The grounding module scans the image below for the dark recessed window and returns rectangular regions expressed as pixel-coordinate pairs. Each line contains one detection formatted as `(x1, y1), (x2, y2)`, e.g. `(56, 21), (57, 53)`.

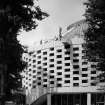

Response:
(29, 84), (31, 86)
(29, 64), (31, 66)
(50, 75), (54, 78)
(50, 47), (54, 51)
(37, 50), (41, 54)
(57, 61), (62, 64)
(33, 80), (36, 83)
(37, 56), (41, 59)
(73, 83), (79, 87)
(33, 70), (36, 73)
(57, 66), (62, 70)
(43, 73), (47, 76)
(37, 66), (41, 69)
(43, 68), (47, 71)
(65, 51), (70, 55)
(33, 75), (36, 78)
(37, 77), (41, 80)
(82, 56), (87, 59)
(100, 78), (105, 83)
(91, 65), (96, 68)
(73, 53), (79, 57)
(33, 60), (36, 63)
(73, 59), (79, 63)
(50, 59), (54, 62)
(33, 55), (36, 57)
(65, 80), (70, 83)
(37, 72), (41, 74)
(65, 57), (70, 60)
(50, 81), (54, 84)
(100, 79), (105, 82)
(50, 70), (54, 73)
(73, 65), (79, 69)
(82, 74), (88, 77)
(64, 44), (70, 49)
(73, 71), (79, 74)
(43, 85), (47, 87)
(73, 77), (79, 80)
(82, 44), (86, 48)
(82, 62), (88, 65)
(26, 58), (28, 61)
(43, 79), (47, 82)
(91, 71), (96, 74)
(33, 85), (36, 88)
(82, 50), (86, 53)
(91, 83), (96, 86)
(57, 55), (62, 58)
(65, 68), (70, 72)
(57, 72), (62, 75)
(57, 49), (62, 52)
(57, 78), (62, 81)
(43, 51), (47, 55)
(91, 77), (96, 80)
(49, 53), (54, 56)
(29, 59), (31, 61)
(73, 47), (79, 51)
(82, 80), (88, 83)
(65, 63), (70, 66)
(43, 57), (47, 60)
(65, 74), (70, 78)
(29, 69), (31, 71)
(82, 68), (88, 71)
(49, 64), (54, 67)
(57, 84), (62, 87)
(38, 82), (41, 85)
(43, 63), (47, 66)
(37, 61), (41, 64)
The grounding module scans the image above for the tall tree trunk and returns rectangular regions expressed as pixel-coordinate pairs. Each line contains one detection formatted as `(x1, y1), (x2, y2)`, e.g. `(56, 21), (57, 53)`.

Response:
(0, 64), (7, 105)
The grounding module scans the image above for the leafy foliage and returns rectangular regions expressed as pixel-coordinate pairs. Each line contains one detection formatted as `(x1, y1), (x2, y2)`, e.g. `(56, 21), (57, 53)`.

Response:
(0, 0), (48, 100)
(84, 0), (105, 80)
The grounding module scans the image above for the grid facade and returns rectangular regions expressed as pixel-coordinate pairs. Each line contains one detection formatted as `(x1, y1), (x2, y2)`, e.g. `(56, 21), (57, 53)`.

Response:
(22, 20), (99, 92)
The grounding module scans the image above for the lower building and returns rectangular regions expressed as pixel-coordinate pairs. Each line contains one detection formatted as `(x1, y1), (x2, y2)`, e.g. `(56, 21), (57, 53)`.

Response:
(29, 85), (105, 105)
(32, 93), (105, 105)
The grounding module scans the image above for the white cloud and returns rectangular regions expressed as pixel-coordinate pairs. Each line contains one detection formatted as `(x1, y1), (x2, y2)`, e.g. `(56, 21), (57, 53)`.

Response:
(18, 0), (86, 46)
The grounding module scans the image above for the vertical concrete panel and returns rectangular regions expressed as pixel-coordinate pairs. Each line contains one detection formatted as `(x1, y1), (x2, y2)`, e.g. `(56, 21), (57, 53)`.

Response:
(47, 93), (51, 105)
(87, 93), (91, 105)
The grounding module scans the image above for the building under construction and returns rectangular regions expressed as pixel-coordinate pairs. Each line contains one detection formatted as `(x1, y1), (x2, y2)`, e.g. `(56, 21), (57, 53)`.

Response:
(22, 20), (105, 105)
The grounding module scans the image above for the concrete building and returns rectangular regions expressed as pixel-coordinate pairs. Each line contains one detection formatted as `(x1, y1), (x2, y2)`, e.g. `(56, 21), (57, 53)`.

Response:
(22, 20), (105, 105)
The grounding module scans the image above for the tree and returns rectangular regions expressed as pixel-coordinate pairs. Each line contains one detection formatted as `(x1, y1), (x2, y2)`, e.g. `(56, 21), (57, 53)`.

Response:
(0, 0), (48, 103)
(84, 0), (105, 82)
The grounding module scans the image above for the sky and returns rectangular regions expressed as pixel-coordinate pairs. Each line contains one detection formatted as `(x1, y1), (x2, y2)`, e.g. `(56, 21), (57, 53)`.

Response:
(18, 0), (86, 46)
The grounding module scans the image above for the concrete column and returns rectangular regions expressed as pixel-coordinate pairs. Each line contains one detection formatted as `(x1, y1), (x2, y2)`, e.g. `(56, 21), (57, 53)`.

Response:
(87, 93), (91, 105)
(47, 93), (51, 105)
